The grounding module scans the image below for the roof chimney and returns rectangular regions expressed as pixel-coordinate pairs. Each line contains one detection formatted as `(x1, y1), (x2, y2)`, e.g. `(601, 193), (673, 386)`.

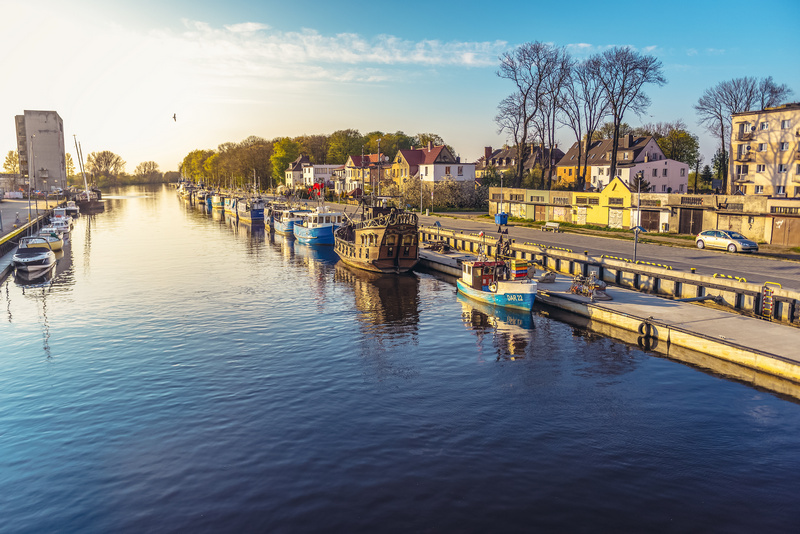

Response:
(484, 146), (492, 162)
(427, 141), (432, 152)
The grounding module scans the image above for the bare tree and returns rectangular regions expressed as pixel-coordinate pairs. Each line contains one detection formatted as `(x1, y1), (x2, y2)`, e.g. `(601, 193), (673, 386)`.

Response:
(540, 47), (573, 189)
(86, 150), (126, 176)
(695, 76), (793, 194)
(496, 42), (563, 187)
(587, 47), (666, 181)
(559, 60), (608, 191)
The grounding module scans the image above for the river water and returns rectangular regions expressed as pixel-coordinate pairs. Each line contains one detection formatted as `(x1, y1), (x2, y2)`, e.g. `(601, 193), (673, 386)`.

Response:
(2, 185), (800, 533)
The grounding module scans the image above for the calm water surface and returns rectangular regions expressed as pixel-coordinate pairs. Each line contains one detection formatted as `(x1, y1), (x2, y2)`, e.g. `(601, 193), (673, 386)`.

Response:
(2, 185), (800, 533)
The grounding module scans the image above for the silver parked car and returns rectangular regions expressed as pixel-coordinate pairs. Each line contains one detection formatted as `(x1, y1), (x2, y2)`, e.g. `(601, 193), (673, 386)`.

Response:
(695, 229), (759, 253)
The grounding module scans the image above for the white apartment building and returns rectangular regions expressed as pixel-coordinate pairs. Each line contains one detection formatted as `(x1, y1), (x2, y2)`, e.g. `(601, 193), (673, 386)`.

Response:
(302, 164), (339, 186)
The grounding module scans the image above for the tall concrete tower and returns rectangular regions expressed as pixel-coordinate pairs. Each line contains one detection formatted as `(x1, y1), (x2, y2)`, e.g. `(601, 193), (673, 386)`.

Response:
(15, 110), (67, 191)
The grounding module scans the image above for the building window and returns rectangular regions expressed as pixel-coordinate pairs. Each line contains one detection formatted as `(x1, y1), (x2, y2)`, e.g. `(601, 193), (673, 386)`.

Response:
(760, 122), (769, 130)
(782, 119), (791, 129)
(662, 184), (667, 192)
(680, 168), (685, 176)
(570, 154), (575, 160)
(679, 184), (685, 192)
(758, 143), (767, 152)
(662, 168), (668, 177)
(755, 185), (764, 194)
(757, 164), (766, 172)
(780, 142), (789, 151)
(623, 152), (629, 160)
(795, 187), (800, 197)
(779, 164), (788, 173)
(776, 186), (786, 195)
(598, 168), (604, 175)
(652, 169), (657, 177)
(457, 166), (463, 176)
(568, 168), (572, 176)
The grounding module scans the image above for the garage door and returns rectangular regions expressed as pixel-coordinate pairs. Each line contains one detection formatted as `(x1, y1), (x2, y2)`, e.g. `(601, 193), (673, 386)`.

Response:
(772, 217), (800, 246)
(534, 205), (546, 222)
(718, 214), (743, 233)
(679, 208), (703, 235)
(640, 210), (660, 232)
(608, 208), (623, 229)
(576, 207), (587, 225)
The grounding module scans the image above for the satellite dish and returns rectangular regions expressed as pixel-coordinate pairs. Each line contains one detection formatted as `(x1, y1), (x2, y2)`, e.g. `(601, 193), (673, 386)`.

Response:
(745, 145), (751, 151)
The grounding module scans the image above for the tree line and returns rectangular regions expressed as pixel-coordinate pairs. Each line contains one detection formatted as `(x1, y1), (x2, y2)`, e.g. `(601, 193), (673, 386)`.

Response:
(178, 130), (452, 191)
(3, 149), (168, 189)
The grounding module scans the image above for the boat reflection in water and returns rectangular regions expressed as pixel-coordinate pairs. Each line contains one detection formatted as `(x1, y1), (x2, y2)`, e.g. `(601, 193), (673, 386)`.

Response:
(334, 263), (420, 332)
(457, 292), (534, 359)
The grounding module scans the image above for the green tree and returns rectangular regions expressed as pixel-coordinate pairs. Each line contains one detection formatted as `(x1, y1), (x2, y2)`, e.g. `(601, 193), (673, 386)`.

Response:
(65, 153), (75, 178)
(297, 134), (329, 164)
(593, 121), (633, 141)
(3, 150), (19, 173)
(270, 137), (301, 186)
(326, 129), (364, 164)
(635, 120), (700, 166)
(700, 164), (713, 188)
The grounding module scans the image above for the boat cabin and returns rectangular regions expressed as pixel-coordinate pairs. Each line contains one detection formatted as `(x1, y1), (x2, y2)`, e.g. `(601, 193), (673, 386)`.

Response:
(461, 259), (506, 290)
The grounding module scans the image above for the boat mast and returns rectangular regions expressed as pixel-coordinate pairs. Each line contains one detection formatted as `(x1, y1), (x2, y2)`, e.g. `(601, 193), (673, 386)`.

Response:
(73, 135), (90, 196)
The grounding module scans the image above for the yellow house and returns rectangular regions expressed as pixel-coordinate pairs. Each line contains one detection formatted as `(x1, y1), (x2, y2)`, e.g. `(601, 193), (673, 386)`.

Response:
(572, 176), (632, 228)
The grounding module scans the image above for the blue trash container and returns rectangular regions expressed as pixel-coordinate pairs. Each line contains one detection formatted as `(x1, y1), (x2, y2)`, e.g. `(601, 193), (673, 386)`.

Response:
(495, 212), (508, 225)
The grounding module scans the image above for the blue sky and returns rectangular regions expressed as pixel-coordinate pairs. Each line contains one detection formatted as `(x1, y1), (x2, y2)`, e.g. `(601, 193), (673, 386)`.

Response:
(2, 0), (798, 173)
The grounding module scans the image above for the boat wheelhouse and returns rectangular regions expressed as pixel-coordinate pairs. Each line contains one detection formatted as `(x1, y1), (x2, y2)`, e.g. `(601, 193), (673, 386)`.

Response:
(273, 207), (311, 236)
(293, 206), (345, 245)
(456, 257), (536, 312)
(237, 198), (266, 223)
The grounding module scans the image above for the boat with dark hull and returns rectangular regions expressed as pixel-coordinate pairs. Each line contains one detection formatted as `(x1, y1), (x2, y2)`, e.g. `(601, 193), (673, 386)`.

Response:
(333, 205), (419, 274)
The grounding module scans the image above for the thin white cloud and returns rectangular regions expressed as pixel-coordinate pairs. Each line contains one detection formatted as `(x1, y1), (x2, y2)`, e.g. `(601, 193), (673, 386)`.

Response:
(686, 48), (698, 56)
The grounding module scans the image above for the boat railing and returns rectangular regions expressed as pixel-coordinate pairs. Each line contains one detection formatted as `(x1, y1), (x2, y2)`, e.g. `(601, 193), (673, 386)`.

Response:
(349, 211), (418, 231)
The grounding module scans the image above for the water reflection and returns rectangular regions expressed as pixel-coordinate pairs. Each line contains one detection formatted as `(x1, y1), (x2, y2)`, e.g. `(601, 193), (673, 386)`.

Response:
(457, 293), (535, 359)
(335, 263), (420, 332)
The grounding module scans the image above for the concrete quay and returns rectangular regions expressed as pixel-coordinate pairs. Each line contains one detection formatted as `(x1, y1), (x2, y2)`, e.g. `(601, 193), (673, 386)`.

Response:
(535, 274), (800, 387)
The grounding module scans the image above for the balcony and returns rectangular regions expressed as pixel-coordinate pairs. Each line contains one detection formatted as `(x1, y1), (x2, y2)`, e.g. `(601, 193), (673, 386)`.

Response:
(735, 153), (752, 162)
(733, 174), (750, 182)
(737, 131), (755, 141)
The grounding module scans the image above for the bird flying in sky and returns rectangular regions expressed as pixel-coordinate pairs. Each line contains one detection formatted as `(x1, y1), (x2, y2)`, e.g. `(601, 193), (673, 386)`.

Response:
(173, 113), (176, 121)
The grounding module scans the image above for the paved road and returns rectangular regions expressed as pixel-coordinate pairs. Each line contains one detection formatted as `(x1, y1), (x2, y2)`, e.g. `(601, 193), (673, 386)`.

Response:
(0, 198), (60, 239)
(414, 213), (800, 290)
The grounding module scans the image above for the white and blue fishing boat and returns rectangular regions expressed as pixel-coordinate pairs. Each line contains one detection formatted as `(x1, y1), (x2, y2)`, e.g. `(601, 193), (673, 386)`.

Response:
(211, 192), (227, 210)
(236, 197), (266, 223)
(292, 206), (345, 245)
(456, 256), (536, 312)
(273, 207), (311, 236)
(223, 197), (239, 216)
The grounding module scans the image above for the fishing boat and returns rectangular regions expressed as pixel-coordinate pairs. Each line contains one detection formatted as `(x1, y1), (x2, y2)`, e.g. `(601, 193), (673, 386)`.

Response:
(273, 207), (311, 236)
(236, 197), (266, 223)
(417, 239), (477, 277)
(73, 137), (105, 210)
(211, 192), (227, 210)
(333, 205), (419, 274)
(12, 237), (57, 274)
(223, 197), (239, 216)
(293, 206), (345, 245)
(456, 253), (537, 312)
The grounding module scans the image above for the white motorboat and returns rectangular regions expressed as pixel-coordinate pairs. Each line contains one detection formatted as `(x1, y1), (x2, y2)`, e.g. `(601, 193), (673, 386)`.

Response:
(12, 237), (57, 273)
